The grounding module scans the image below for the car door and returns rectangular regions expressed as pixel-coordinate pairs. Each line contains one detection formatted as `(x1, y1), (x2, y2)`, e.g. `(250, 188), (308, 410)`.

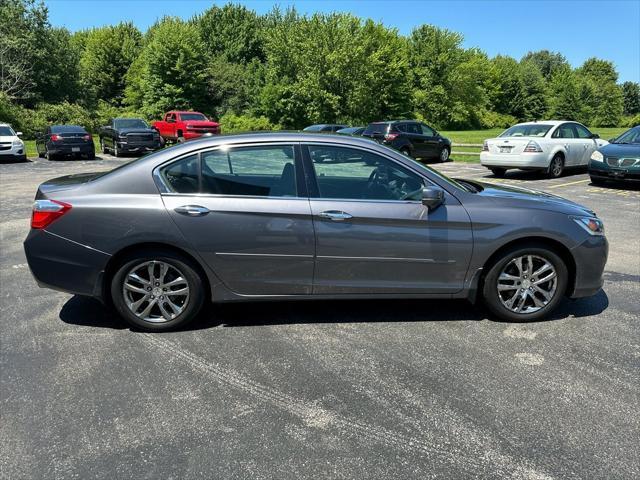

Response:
(551, 123), (581, 165)
(573, 123), (598, 165)
(303, 143), (473, 294)
(159, 143), (315, 296)
(403, 122), (427, 156)
(105, 119), (115, 149)
(419, 123), (440, 159)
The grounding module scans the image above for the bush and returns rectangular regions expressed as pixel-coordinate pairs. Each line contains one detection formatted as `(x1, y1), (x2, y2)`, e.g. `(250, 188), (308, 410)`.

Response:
(477, 110), (518, 129)
(622, 114), (640, 128)
(219, 112), (280, 133)
(0, 94), (25, 130)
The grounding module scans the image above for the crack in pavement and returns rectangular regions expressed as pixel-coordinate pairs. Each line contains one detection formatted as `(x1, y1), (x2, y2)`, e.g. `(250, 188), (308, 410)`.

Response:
(139, 333), (554, 480)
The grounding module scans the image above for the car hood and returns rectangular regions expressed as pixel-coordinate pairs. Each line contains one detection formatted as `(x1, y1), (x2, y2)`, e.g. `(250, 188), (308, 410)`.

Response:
(598, 142), (640, 159)
(0, 135), (19, 142)
(117, 128), (156, 135)
(470, 180), (596, 216)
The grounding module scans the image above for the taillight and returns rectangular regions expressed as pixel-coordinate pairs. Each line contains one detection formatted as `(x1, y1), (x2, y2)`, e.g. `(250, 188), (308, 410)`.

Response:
(31, 199), (72, 229)
(50, 134), (62, 142)
(83, 134), (91, 141)
(524, 141), (543, 153)
(384, 132), (399, 141)
(482, 141), (489, 152)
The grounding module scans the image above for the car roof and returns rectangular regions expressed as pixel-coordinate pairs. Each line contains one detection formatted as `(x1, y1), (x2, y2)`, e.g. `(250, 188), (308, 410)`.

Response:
(172, 111), (204, 114)
(511, 120), (576, 127)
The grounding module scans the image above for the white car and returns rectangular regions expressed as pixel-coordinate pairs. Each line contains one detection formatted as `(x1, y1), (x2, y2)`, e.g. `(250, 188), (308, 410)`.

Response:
(0, 123), (26, 162)
(480, 121), (609, 178)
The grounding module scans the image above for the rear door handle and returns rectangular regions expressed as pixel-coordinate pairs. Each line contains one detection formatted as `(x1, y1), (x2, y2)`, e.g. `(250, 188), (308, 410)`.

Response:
(174, 205), (210, 217)
(318, 210), (353, 221)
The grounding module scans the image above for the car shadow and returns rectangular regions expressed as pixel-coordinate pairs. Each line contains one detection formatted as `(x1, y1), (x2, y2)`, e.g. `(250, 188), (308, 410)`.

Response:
(590, 180), (640, 191)
(59, 289), (609, 331)
(487, 166), (589, 182)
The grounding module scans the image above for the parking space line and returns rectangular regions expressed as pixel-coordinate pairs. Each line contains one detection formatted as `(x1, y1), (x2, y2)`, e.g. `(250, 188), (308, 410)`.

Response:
(546, 179), (590, 189)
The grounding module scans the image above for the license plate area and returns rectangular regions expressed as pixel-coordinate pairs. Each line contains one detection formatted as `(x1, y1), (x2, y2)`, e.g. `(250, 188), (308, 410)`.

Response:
(499, 146), (513, 153)
(609, 169), (627, 178)
(71, 147), (80, 152)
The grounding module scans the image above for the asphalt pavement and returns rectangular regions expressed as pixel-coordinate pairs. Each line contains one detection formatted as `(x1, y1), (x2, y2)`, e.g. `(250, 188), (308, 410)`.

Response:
(1, 154), (638, 479)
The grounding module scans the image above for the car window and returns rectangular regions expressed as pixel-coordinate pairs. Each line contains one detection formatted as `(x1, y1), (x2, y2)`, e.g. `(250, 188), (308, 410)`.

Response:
(363, 123), (389, 135)
(308, 145), (424, 201)
(201, 145), (297, 197)
(161, 154), (200, 194)
(552, 124), (576, 139)
(420, 124), (436, 136)
(573, 124), (592, 139)
(404, 123), (421, 135)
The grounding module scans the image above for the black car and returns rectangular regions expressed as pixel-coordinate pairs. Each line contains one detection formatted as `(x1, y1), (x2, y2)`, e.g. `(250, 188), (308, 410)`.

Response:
(336, 126), (365, 136)
(362, 120), (452, 162)
(99, 118), (162, 157)
(303, 124), (349, 133)
(36, 125), (95, 160)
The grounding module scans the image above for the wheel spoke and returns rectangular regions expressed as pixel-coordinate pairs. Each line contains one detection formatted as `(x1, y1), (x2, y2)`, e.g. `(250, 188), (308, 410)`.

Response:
(532, 262), (552, 277)
(158, 301), (174, 320)
(167, 287), (188, 296)
(163, 276), (186, 288)
(166, 298), (182, 315)
(534, 271), (556, 285)
(130, 294), (150, 312)
(498, 283), (518, 291)
(158, 262), (169, 283)
(526, 255), (533, 275)
(514, 290), (528, 312)
(138, 298), (157, 319)
(514, 257), (523, 276)
(533, 285), (552, 301)
(147, 262), (156, 283)
(124, 283), (148, 294)
(128, 273), (150, 285)
(499, 272), (520, 281)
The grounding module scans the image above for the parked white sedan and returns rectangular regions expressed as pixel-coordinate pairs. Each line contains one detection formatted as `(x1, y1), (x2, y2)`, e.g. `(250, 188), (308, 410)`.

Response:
(0, 123), (26, 162)
(481, 121), (608, 178)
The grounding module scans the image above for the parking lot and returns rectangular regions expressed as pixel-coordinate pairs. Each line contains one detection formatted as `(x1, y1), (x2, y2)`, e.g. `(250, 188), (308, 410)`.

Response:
(1, 154), (639, 478)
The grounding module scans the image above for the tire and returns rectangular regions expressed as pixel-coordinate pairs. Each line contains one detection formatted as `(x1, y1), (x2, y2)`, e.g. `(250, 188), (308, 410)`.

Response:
(113, 142), (120, 157)
(45, 148), (56, 161)
(87, 152), (96, 160)
(482, 244), (568, 322)
(590, 176), (606, 187)
(110, 249), (206, 332)
(547, 154), (564, 178)
(439, 146), (450, 163)
(490, 167), (506, 177)
(400, 147), (411, 157)
(177, 136), (186, 144)
(100, 138), (108, 154)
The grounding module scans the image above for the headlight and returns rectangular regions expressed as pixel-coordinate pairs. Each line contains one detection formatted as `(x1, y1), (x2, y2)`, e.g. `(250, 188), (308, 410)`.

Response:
(590, 150), (604, 162)
(572, 216), (605, 236)
(12, 139), (23, 146)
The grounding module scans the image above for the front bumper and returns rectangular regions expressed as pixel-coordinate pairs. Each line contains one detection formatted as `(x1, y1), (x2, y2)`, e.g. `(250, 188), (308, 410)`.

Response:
(0, 143), (27, 161)
(480, 152), (550, 169)
(116, 140), (162, 152)
(569, 234), (608, 298)
(24, 229), (111, 299)
(589, 160), (640, 183)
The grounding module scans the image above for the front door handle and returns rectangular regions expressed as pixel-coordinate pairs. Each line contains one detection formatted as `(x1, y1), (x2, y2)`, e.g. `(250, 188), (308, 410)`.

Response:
(318, 210), (353, 221)
(174, 205), (210, 217)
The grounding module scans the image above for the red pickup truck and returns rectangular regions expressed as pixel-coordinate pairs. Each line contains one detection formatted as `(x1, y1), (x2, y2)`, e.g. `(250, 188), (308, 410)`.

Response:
(152, 111), (221, 143)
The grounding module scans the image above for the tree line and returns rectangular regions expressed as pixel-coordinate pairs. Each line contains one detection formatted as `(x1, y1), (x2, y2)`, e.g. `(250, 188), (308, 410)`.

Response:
(1, 0), (639, 138)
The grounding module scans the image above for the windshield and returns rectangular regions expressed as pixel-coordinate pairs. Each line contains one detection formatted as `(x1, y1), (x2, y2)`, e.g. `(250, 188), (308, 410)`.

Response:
(114, 118), (149, 129)
(500, 124), (552, 138)
(612, 126), (640, 144)
(0, 126), (16, 136)
(180, 113), (207, 121)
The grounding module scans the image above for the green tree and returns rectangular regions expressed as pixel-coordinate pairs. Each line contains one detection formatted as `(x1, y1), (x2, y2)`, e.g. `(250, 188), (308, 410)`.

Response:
(485, 55), (524, 118)
(622, 81), (640, 115)
(517, 61), (548, 121)
(521, 50), (570, 81)
(78, 22), (142, 107)
(547, 69), (580, 121)
(197, 3), (264, 64)
(574, 58), (623, 126)
(124, 17), (208, 119)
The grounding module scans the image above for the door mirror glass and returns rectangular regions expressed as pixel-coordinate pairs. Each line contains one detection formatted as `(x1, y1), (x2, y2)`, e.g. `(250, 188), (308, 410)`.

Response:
(421, 186), (445, 210)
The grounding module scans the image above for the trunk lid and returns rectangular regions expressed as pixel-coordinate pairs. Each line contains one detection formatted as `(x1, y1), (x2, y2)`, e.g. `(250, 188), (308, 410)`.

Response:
(485, 137), (538, 155)
(35, 173), (101, 199)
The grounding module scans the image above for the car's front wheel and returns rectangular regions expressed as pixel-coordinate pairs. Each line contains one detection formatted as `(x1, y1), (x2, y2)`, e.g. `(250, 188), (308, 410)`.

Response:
(111, 250), (206, 331)
(490, 167), (506, 177)
(439, 146), (450, 162)
(482, 245), (568, 322)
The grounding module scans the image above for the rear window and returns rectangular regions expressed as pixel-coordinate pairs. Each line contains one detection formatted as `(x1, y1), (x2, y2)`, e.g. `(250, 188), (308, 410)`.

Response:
(51, 125), (86, 133)
(363, 123), (390, 135)
(500, 124), (552, 138)
(179, 113), (207, 121)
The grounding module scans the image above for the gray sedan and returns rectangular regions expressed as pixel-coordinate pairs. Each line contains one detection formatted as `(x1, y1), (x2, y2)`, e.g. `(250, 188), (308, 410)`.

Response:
(24, 133), (608, 331)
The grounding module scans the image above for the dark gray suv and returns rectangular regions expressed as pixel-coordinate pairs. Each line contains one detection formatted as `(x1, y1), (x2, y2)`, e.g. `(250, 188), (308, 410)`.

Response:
(24, 133), (607, 331)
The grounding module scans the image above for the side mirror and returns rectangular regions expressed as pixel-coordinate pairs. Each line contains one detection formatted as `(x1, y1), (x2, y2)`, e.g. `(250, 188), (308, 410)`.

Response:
(591, 133), (600, 139)
(421, 186), (445, 211)
(16, 131), (22, 137)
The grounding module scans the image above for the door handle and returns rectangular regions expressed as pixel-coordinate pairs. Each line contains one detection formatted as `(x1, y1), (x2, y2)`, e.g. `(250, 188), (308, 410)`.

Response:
(174, 205), (210, 216)
(318, 210), (353, 221)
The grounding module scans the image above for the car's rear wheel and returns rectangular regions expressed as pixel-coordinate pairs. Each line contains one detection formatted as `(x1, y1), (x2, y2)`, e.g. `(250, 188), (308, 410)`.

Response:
(482, 245), (567, 322)
(490, 167), (506, 177)
(439, 146), (450, 162)
(400, 146), (411, 157)
(548, 154), (564, 178)
(111, 250), (206, 331)
(100, 138), (108, 154)
(45, 148), (56, 161)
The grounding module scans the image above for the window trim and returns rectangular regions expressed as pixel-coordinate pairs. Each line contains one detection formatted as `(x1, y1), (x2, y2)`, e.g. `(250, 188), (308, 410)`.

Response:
(153, 141), (306, 199)
(301, 142), (430, 203)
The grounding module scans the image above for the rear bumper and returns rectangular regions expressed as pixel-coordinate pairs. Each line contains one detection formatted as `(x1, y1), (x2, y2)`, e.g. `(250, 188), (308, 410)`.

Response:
(480, 152), (550, 169)
(569, 235), (608, 298)
(24, 229), (110, 299)
(49, 144), (94, 156)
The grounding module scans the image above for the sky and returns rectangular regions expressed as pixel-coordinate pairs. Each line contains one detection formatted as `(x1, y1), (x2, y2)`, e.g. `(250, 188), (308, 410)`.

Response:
(45, 0), (640, 82)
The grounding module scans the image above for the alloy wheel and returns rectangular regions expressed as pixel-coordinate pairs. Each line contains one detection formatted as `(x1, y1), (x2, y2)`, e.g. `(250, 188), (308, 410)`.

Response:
(122, 260), (190, 323)
(550, 157), (563, 177)
(496, 255), (557, 314)
(440, 148), (449, 162)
